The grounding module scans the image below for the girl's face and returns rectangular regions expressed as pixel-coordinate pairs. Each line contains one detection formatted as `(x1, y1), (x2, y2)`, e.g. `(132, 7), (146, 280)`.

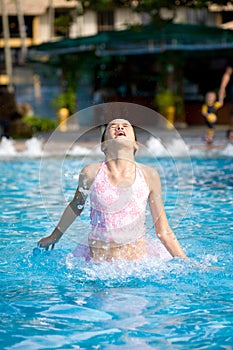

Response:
(101, 119), (138, 154)
(106, 119), (136, 142)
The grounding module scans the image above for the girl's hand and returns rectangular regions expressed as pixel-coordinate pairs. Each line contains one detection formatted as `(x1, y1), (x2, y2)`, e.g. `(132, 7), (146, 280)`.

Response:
(37, 235), (58, 250)
(38, 227), (63, 250)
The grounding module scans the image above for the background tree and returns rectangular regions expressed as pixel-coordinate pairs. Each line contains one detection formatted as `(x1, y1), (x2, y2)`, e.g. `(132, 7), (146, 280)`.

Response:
(51, 52), (97, 114)
(65, 0), (230, 126)
(71, 0), (230, 24)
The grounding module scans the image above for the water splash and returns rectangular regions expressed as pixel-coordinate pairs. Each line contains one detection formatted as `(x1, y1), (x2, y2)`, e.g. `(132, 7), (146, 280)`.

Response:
(220, 143), (233, 157)
(64, 250), (195, 288)
(22, 137), (43, 157)
(146, 137), (168, 157)
(1, 135), (232, 159)
(166, 138), (190, 157)
(146, 137), (190, 158)
(67, 144), (102, 157)
(189, 143), (233, 158)
(0, 136), (44, 158)
(0, 137), (17, 156)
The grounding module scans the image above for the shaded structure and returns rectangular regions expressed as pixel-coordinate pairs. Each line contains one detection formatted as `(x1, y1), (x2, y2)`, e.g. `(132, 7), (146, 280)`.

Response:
(29, 23), (233, 57)
(29, 23), (233, 126)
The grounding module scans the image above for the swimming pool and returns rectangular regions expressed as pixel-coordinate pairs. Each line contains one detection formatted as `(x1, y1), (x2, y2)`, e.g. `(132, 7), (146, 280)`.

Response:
(0, 137), (233, 350)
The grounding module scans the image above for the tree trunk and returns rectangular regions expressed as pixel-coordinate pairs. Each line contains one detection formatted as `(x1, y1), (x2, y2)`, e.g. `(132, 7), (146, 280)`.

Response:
(0, 0), (14, 93)
(15, 0), (27, 64)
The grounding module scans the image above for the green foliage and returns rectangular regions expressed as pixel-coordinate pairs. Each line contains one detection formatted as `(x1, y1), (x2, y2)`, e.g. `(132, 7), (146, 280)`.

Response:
(51, 90), (76, 114)
(54, 14), (73, 36)
(154, 89), (185, 122)
(77, 0), (132, 12)
(76, 0), (229, 9)
(154, 89), (175, 111)
(76, 0), (229, 16)
(22, 115), (57, 133)
(49, 52), (97, 114)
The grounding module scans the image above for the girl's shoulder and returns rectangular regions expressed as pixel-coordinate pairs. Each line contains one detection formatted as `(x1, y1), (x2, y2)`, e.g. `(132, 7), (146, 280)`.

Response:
(83, 161), (102, 172)
(137, 162), (158, 174)
(81, 162), (103, 186)
(136, 163), (160, 183)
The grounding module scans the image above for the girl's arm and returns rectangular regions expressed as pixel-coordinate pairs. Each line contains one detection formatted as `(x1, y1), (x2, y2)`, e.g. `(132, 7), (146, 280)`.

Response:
(146, 167), (188, 259)
(38, 169), (89, 250)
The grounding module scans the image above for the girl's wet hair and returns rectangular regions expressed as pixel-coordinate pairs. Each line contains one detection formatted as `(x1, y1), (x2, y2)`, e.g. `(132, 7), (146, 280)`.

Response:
(100, 122), (138, 143)
(100, 124), (108, 144)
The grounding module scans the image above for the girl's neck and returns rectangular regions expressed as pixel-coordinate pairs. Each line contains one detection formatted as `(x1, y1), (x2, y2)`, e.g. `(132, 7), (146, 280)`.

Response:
(105, 158), (136, 187)
(105, 151), (135, 169)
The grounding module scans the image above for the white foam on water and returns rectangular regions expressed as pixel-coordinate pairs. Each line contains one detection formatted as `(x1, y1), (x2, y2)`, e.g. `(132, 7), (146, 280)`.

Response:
(0, 136), (44, 158)
(188, 142), (233, 158)
(67, 144), (102, 157)
(67, 145), (92, 156)
(146, 136), (189, 157)
(22, 137), (44, 157)
(146, 137), (168, 157)
(64, 250), (197, 288)
(166, 138), (190, 157)
(0, 137), (17, 156)
(220, 143), (233, 157)
(1, 134), (232, 159)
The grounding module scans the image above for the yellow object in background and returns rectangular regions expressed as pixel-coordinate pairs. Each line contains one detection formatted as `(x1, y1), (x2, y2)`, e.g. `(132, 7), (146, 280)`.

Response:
(206, 113), (217, 124)
(58, 108), (69, 132)
(166, 105), (175, 129)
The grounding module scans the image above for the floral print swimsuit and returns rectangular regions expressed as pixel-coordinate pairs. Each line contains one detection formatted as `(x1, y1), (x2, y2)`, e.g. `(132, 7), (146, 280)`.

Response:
(89, 162), (150, 245)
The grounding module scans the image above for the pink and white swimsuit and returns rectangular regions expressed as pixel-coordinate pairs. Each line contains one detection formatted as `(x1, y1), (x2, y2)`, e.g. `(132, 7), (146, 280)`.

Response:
(89, 162), (150, 245)
(72, 162), (172, 261)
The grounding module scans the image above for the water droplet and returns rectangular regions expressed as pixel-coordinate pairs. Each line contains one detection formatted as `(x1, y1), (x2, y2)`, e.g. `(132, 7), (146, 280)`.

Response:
(33, 247), (41, 256)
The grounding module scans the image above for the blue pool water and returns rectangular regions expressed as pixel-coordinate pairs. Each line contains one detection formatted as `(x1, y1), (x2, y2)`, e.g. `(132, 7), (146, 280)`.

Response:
(0, 140), (233, 349)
